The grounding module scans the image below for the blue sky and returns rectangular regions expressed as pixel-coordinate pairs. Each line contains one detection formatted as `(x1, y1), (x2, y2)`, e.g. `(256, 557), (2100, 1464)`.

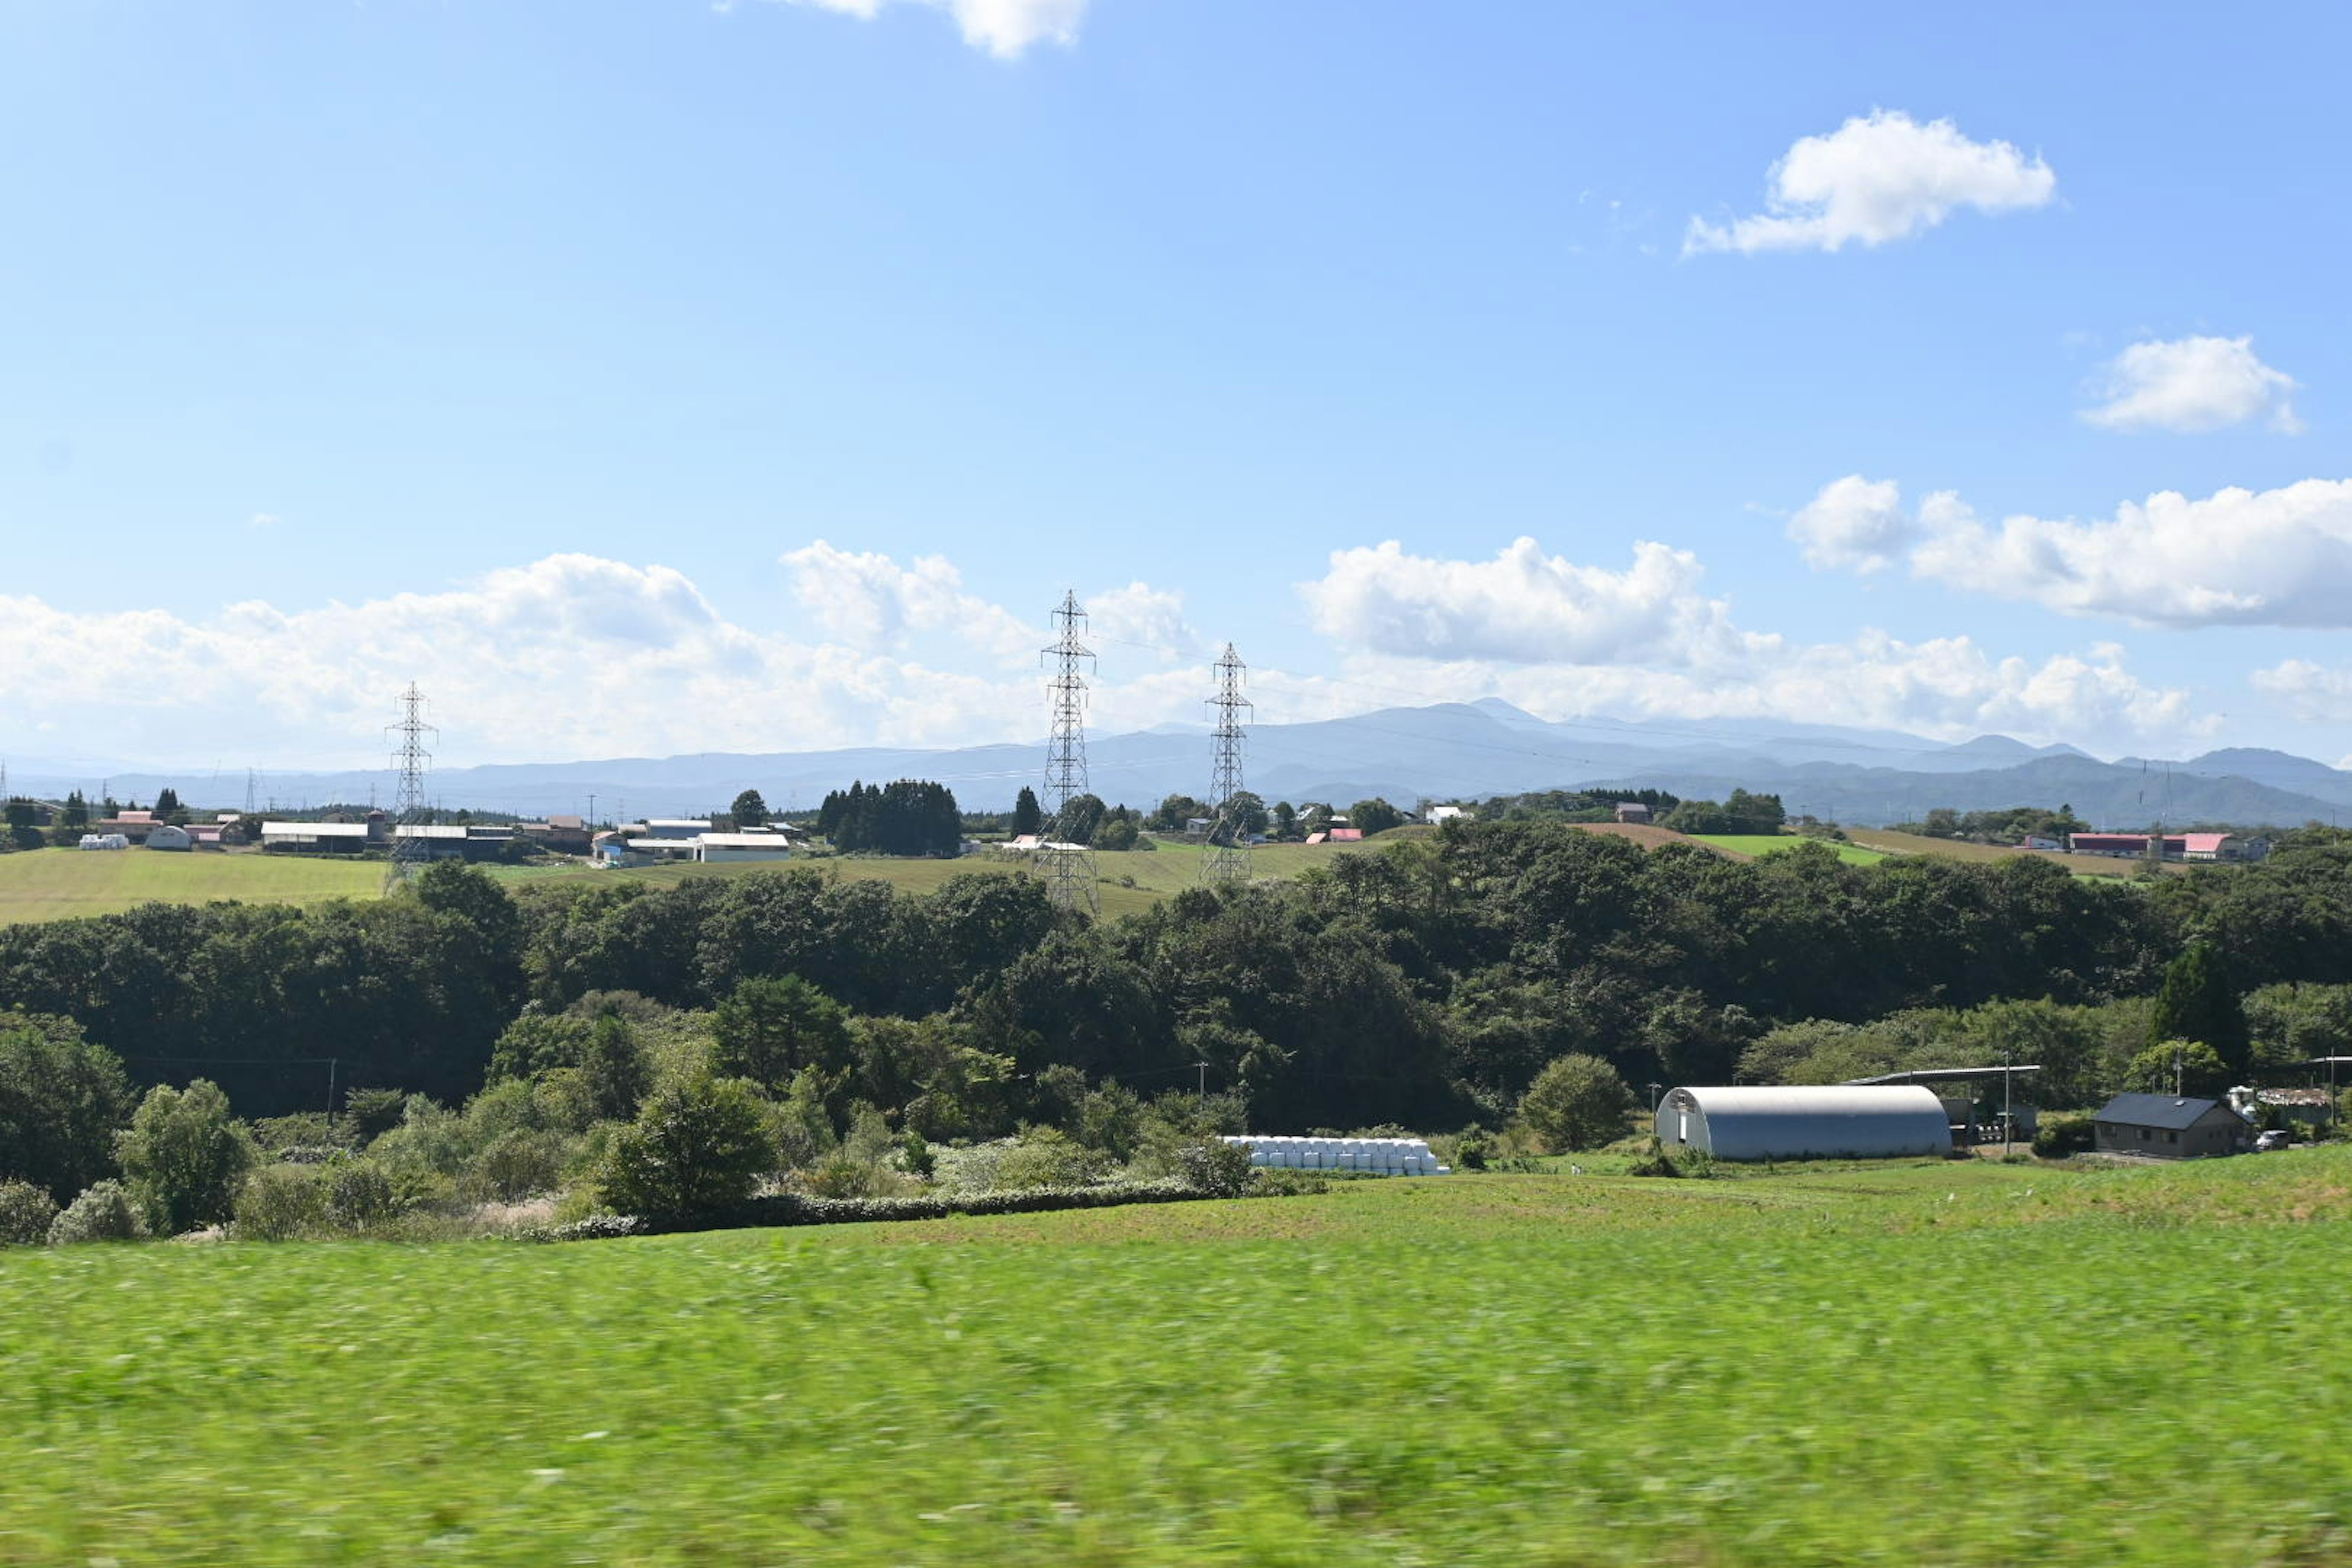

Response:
(5, 0), (2350, 770)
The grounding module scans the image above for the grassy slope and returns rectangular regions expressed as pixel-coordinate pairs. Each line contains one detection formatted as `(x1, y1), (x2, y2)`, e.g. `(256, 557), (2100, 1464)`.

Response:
(0, 847), (385, 921)
(7, 1153), (2352, 1566)
(1692, 832), (1889, 866)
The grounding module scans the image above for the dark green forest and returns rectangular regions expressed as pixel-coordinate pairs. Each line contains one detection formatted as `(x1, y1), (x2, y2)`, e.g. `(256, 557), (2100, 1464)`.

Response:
(7, 823), (2352, 1144)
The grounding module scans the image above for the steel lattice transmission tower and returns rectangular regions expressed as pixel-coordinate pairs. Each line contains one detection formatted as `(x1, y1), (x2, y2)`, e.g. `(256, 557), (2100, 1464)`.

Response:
(1039, 591), (1098, 916)
(1200, 643), (1253, 887)
(385, 683), (438, 886)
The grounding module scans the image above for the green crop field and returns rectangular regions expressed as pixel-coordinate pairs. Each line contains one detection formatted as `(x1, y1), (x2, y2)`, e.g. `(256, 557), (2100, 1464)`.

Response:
(1692, 832), (1888, 866)
(7, 1152), (2350, 1566)
(0, 847), (385, 922)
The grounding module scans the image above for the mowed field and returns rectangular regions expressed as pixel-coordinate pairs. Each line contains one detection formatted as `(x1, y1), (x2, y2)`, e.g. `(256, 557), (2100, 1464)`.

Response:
(1691, 832), (1889, 866)
(6, 1153), (2350, 1566)
(0, 847), (385, 921)
(0, 839), (1397, 925)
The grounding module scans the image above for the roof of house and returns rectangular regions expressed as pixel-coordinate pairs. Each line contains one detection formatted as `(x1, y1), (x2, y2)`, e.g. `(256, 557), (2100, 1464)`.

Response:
(1326, 827), (1365, 842)
(262, 821), (372, 838)
(697, 834), (795, 850)
(2094, 1092), (2243, 1131)
(2180, 833), (2233, 853)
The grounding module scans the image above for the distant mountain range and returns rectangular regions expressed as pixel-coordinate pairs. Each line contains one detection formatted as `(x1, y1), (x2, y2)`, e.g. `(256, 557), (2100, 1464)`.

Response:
(10, 700), (2352, 829)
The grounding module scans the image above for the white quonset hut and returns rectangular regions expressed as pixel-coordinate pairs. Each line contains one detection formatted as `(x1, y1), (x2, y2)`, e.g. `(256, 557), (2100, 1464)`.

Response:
(1656, 1085), (1951, 1161)
(1221, 1136), (1449, 1176)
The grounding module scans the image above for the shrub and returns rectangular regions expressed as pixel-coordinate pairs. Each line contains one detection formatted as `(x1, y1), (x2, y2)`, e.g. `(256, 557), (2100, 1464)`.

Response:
(47, 1180), (147, 1245)
(1519, 1054), (1636, 1153)
(993, 1127), (1111, 1190)
(344, 1087), (410, 1142)
(899, 1128), (935, 1180)
(1452, 1124), (1493, 1171)
(1165, 1137), (1254, 1197)
(2032, 1113), (2097, 1158)
(328, 1161), (404, 1229)
(598, 1076), (775, 1216)
(469, 1128), (570, 1203)
(117, 1080), (257, 1236)
(234, 1164), (332, 1242)
(0, 1179), (59, 1246)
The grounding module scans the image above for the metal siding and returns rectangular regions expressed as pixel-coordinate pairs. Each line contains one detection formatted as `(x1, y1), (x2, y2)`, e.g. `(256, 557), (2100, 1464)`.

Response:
(1654, 1086), (1950, 1161)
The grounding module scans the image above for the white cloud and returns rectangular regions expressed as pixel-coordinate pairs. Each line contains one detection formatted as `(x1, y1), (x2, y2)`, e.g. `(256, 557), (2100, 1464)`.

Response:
(772, 0), (1087, 57)
(2252, 660), (2352, 722)
(1686, 110), (2056, 256)
(2082, 335), (2303, 434)
(0, 552), (1229, 771)
(1297, 539), (2193, 750)
(1302, 538), (1760, 668)
(781, 540), (1038, 664)
(1087, 582), (1201, 662)
(1903, 477), (2352, 627)
(1789, 475), (1916, 572)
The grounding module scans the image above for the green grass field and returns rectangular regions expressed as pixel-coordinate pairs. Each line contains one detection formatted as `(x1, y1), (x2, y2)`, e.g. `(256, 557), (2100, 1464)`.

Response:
(0, 839), (1392, 926)
(7, 1152), (2350, 1566)
(1692, 832), (1889, 866)
(0, 847), (386, 921)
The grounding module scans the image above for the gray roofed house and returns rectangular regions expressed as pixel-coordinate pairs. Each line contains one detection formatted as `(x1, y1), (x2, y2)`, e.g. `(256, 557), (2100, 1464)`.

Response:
(2092, 1093), (2250, 1159)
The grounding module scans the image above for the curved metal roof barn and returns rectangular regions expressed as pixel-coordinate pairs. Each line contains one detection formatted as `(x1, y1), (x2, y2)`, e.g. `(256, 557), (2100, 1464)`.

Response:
(1656, 1085), (1951, 1161)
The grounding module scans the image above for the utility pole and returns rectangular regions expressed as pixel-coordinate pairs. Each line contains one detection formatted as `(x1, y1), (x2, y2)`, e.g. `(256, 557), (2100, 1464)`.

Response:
(1039, 591), (1098, 916)
(1200, 643), (1253, 888)
(385, 683), (437, 888)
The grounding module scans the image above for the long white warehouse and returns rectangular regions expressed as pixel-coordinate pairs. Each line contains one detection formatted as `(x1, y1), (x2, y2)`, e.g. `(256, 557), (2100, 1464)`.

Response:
(1222, 1136), (1449, 1176)
(1655, 1085), (1951, 1161)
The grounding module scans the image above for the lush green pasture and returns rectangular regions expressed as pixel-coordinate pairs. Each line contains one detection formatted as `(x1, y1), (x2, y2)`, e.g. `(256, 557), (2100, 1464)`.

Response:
(0, 839), (1386, 925)
(0, 847), (384, 922)
(8, 1154), (2351, 1566)
(497, 839), (1384, 921)
(1692, 832), (1888, 866)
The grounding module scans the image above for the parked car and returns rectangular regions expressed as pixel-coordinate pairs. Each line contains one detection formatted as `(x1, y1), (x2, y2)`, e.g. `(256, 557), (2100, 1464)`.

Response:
(2254, 1129), (2292, 1152)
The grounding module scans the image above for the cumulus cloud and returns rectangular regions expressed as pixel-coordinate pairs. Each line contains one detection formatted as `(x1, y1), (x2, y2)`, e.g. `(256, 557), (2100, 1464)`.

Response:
(1297, 539), (2194, 750)
(771, 0), (1087, 57)
(2082, 335), (2303, 434)
(0, 552), (1232, 769)
(1686, 110), (2056, 256)
(1901, 477), (2352, 627)
(1302, 538), (1759, 668)
(1087, 582), (1201, 662)
(1789, 475), (1910, 572)
(782, 541), (1036, 663)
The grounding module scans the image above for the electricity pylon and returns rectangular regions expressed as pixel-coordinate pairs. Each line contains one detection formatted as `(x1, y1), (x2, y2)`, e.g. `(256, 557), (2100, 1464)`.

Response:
(385, 683), (437, 887)
(1200, 643), (1252, 887)
(1040, 592), (1098, 916)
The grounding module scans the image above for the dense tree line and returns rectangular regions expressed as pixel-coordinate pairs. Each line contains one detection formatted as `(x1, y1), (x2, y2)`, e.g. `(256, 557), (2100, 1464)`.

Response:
(816, 779), (962, 857)
(7, 824), (2352, 1145)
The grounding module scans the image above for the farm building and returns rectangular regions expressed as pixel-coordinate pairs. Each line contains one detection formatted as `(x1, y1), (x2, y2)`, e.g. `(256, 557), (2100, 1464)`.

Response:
(2067, 832), (2267, 862)
(2092, 1094), (2250, 1159)
(143, 823), (194, 851)
(1655, 1085), (1952, 1161)
(1615, 801), (1653, 824)
(262, 821), (375, 854)
(695, 832), (794, 864)
(1424, 804), (1470, 824)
